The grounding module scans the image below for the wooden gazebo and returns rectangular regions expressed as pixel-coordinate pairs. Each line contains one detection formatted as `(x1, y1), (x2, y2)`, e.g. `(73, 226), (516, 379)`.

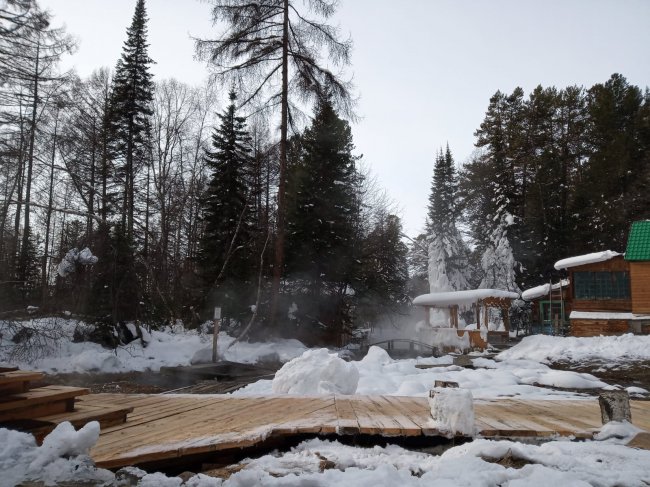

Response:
(413, 289), (520, 348)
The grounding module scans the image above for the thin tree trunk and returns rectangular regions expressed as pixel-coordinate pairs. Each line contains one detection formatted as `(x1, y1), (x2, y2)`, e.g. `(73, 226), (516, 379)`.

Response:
(42, 108), (59, 302)
(270, 0), (290, 324)
(21, 39), (40, 276)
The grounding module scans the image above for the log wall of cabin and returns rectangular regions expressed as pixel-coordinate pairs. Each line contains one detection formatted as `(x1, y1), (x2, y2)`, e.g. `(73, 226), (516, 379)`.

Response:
(571, 319), (629, 337)
(567, 257), (632, 312)
(630, 262), (650, 314)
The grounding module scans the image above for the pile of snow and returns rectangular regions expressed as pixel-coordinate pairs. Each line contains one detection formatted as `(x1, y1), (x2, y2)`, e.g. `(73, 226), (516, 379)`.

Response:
(0, 319), (309, 374)
(554, 250), (621, 270)
(428, 387), (475, 437)
(272, 348), (359, 394)
(238, 346), (609, 399)
(498, 334), (650, 365)
(57, 247), (98, 277)
(0, 422), (114, 486)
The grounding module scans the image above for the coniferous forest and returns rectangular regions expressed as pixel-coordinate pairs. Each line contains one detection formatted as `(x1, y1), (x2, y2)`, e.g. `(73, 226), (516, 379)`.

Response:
(1, 0), (649, 345)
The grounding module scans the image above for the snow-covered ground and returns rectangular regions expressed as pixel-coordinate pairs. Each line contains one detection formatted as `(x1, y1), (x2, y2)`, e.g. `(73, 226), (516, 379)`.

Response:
(0, 319), (308, 373)
(498, 334), (650, 366)
(3, 420), (649, 486)
(3, 322), (650, 485)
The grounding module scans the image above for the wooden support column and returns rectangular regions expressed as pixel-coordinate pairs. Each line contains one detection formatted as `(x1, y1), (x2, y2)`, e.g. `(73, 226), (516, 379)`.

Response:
(451, 305), (459, 328)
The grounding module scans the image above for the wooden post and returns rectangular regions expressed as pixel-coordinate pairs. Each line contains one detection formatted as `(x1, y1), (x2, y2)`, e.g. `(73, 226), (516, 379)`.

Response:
(433, 380), (459, 390)
(425, 306), (431, 326)
(598, 391), (631, 424)
(451, 305), (458, 328)
(476, 303), (481, 328)
(212, 307), (221, 363)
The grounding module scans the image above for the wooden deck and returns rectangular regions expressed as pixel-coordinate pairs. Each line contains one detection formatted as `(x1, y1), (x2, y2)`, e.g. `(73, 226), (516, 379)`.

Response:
(83, 393), (650, 469)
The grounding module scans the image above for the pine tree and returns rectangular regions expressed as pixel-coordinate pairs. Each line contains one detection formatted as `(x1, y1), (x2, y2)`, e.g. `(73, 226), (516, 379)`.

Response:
(110, 0), (154, 241)
(198, 90), (256, 321)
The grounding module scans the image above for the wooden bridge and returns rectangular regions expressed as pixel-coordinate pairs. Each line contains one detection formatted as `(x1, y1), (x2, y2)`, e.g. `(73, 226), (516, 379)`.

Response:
(79, 393), (650, 470)
(361, 339), (438, 358)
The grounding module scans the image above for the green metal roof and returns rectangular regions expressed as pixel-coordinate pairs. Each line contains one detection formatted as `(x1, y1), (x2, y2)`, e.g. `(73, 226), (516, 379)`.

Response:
(625, 220), (650, 261)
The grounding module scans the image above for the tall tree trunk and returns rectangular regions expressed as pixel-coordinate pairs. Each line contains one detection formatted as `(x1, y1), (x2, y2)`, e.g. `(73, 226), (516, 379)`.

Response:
(270, 0), (290, 324)
(20, 38), (40, 281)
(42, 108), (59, 302)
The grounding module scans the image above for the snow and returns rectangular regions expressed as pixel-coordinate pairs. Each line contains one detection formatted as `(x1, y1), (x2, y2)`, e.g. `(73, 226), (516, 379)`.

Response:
(271, 348), (359, 394)
(413, 289), (519, 307)
(554, 250), (622, 270)
(522, 279), (570, 301)
(428, 387), (475, 436)
(4, 423), (650, 486)
(190, 437), (650, 486)
(57, 247), (98, 277)
(570, 311), (650, 320)
(479, 212), (521, 293)
(237, 346), (607, 399)
(498, 334), (650, 365)
(0, 422), (113, 487)
(0, 319), (309, 373)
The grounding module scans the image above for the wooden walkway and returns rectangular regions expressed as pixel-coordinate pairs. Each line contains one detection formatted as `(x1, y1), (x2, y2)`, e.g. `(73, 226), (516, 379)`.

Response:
(83, 393), (650, 469)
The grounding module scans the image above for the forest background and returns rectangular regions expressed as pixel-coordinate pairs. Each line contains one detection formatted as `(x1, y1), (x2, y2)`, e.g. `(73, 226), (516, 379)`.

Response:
(1, 0), (648, 346)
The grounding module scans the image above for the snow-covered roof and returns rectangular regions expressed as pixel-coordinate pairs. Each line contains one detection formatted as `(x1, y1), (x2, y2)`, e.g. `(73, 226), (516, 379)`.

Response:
(570, 311), (650, 321)
(413, 289), (519, 307)
(521, 279), (570, 301)
(554, 250), (622, 270)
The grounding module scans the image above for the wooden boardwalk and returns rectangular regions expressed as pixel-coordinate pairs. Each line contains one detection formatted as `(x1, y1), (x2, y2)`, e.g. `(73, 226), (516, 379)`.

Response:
(83, 393), (650, 469)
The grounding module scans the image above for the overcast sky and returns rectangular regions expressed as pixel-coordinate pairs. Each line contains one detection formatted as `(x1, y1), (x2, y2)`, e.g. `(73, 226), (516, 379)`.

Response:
(39, 0), (650, 237)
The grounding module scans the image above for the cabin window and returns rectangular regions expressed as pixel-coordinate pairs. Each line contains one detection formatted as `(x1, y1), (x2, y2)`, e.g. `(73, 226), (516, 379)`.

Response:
(573, 271), (630, 300)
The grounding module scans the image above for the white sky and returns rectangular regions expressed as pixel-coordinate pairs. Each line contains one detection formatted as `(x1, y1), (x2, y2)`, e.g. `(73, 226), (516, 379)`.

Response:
(39, 0), (650, 237)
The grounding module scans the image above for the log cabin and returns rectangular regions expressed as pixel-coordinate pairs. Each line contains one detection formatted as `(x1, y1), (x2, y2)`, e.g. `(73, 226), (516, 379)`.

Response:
(553, 221), (650, 337)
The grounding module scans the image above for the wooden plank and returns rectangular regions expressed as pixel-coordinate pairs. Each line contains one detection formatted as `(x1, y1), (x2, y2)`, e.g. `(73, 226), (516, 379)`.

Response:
(334, 395), (360, 435)
(0, 386), (89, 413)
(381, 396), (440, 435)
(95, 397), (298, 467)
(93, 396), (286, 455)
(369, 396), (422, 436)
(270, 397), (337, 435)
(627, 432), (650, 450)
(0, 370), (44, 385)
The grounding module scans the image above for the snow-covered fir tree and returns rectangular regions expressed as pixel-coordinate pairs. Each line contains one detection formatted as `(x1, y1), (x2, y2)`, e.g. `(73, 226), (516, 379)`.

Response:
(426, 146), (470, 326)
(479, 211), (519, 292)
(426, 146), (469, 293)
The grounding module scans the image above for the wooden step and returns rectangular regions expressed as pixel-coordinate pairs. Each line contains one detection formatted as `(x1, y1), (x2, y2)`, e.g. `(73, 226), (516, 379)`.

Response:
(2, 402), (134, 444)
(0, 370), (45, 394)
(0, 385), (89, 422)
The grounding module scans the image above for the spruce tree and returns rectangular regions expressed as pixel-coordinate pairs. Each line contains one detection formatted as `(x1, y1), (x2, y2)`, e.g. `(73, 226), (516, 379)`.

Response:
(426, 145), (469, 295)
(284, 95), (360, 339)
(110, 0), (154, 241)
(198, 90), (255, 321)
